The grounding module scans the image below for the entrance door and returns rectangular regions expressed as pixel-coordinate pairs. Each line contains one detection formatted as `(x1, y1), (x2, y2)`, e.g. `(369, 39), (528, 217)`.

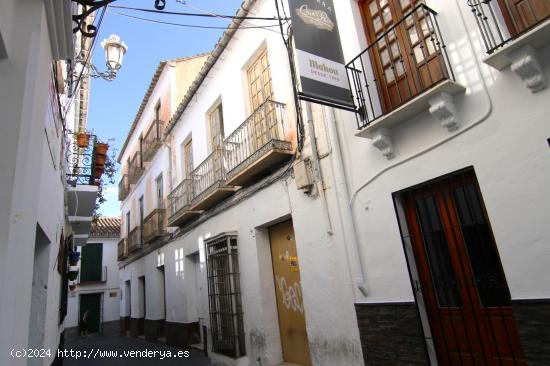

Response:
(269, 221), (312, 366)
(359, 0), (448, 112)
(401, 170), (526, 365)
(80, 293), (101, 334)
(498, 0), (550, 35)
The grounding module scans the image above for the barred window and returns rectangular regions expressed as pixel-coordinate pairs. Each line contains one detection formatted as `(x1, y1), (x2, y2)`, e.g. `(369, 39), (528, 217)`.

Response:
(206, 234), (245, 358)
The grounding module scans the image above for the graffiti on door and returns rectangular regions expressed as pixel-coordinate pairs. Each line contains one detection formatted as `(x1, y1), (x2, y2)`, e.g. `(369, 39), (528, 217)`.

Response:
(275, 275), (304, 314)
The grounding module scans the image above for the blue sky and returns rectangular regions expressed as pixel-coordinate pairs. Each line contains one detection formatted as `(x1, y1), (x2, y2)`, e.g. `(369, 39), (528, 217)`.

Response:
(88, 0), (245, 217)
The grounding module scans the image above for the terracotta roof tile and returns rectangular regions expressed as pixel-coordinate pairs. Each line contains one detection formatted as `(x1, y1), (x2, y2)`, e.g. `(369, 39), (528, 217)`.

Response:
(90, 217), (120, 238)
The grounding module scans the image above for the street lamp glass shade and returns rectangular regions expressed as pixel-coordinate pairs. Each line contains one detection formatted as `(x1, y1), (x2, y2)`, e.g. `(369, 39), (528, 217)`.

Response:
(101, 34), (128, 73)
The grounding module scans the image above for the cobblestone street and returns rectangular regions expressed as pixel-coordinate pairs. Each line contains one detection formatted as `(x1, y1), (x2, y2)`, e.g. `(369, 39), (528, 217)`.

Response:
(64, 335), (210, 366)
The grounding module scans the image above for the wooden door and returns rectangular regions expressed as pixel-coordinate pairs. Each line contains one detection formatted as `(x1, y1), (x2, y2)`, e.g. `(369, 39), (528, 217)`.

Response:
(359, 0), (448, 113)
(184, 139), (193, 178)
(247, 49), (276, 149)
(80, 293), (101, 334)
(498, 0), (550, 35)
(209, 104), (224, 180)
(80, 243), (103, 282)
(402, 171), (526, 365)
(269, 221), (312, 366)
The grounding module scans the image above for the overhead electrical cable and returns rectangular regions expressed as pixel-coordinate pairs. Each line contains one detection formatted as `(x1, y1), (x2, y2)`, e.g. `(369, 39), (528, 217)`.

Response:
(108, 10), (283, 30)
(110, 4), (289, 21)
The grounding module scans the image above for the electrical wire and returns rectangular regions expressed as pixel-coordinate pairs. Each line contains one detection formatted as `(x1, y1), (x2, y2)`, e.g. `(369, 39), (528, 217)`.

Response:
(107, 9), (283, 30)
(63, 6), (107, 120)
(110, 4), (289, 21)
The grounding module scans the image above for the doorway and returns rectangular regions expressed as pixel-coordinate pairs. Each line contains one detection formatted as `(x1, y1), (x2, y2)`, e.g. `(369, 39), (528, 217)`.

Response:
(397, 169), (526, 365)
(268, 220), (312, 366)
(80, 293), (102, 334)
(497, 0), (550, 36)
(358, 0), (448, 112)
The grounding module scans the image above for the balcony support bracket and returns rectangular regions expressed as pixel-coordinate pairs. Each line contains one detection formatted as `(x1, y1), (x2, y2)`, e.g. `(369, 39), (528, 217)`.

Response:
(370, 128), (394, 160)
(509, 45), (547, 93)
(429, 92), (459, 132)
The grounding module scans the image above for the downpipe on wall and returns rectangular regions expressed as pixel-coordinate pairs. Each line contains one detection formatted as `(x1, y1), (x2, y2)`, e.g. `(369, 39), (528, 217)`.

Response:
(304, 101), (333, 236)
(323, 106), (368, 299)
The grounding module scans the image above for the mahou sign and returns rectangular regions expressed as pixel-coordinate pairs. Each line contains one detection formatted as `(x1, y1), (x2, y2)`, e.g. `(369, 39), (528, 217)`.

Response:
(289, 0), (354, 109)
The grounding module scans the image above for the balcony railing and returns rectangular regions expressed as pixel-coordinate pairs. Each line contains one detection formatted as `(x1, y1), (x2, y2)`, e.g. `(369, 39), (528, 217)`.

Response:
(467, 0), (550, 54)
(118, 174), (130, 201)
(167, 179), (198, 227)
(143, 208), (166, 243)
(118, 238), (128, 261)
(191, 148), (228, 204)
(128, 150), (144, 184)
(224, 100), (293, 186)
(346, 4), (455, 129)
(65, 132), (99, 186)
(128, 226), (142, 254)
(142, 119), (164, 162)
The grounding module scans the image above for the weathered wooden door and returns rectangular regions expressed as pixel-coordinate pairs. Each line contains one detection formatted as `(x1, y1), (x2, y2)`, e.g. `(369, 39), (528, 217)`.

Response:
(269, 221), (312, 366)
(247, 49), (275, 149)
(359, 0), (447, 112)
(402, 171), (526, 365)
(498, 0), (550, 35)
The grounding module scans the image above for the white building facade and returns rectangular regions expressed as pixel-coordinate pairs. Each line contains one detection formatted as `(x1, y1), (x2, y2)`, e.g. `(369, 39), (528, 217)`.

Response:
(65, 217), (121, 340)
(117, 0), (550, 366)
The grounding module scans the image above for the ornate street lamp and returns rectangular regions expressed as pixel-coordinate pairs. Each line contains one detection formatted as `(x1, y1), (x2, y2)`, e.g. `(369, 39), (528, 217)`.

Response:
(78, 34), (128, 81)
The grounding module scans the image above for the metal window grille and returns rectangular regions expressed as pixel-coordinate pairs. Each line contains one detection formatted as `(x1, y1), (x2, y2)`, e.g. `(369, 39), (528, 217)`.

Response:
(205, 234), (245, 358)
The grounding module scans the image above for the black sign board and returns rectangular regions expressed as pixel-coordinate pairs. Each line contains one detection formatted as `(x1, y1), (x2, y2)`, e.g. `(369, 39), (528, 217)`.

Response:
(289, 0), (354, 109)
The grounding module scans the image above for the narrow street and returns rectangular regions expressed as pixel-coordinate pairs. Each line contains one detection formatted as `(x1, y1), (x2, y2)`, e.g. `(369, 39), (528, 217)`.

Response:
(64, 335), (210, 366)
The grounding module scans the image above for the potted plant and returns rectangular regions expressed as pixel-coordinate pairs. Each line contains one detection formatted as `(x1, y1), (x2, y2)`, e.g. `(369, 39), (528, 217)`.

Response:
(94, 166), (105, 179)
(76, 130), (90, 148)
(68, 251), (80, 266)
(69, 283), (77, 291)
(94, 140), (109, 156)
(68, 268), (79, 281)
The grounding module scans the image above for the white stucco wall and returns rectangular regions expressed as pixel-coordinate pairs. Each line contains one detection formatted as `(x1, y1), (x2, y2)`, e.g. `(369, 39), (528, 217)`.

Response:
(66, 237), (122, 329)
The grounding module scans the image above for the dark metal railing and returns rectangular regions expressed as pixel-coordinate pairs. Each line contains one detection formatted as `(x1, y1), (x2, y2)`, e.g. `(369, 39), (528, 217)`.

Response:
(128, 150), (144, 184)
(143, 208), (165, 243)
(65, 132), (99, 186)
(167, 179), (194, 219)
(118, 238), (127, 261)
(191, 148), (227, 203)
(128, 226), (142, 253)
(118, 174), (130, 201)
(224, 100), (290, 175)
(142, 119), (164, 162)
(467, 0), (550, 54)
(206, 234), (246, 358)
(346, 4), (454, 129)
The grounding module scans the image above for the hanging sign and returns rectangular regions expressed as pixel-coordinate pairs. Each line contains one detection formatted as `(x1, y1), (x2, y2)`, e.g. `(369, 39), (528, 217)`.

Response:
(289, 0), (354, 110)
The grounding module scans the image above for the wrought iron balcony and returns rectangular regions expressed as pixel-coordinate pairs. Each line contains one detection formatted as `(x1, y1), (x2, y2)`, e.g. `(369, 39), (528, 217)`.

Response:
(142, 119), (164, 162)
(467, 0), (550, 54)
(65, 132), (99, 186)
(167, 179), (200, 227)
(128, 226), (142, 254)
(190, 148), (238, 211)
(224, 100), (293, 186)
(118, 174), (130, 201)
(118, 238), (128, 261)
(143, 208), (166, 243)
(128, 150), (144, 184)
(346, 4), (456, 129)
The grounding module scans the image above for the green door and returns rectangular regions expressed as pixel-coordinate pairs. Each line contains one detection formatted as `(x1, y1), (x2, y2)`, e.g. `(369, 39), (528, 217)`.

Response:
(81, 243), (103, 282)
(80, 293), (101, 334)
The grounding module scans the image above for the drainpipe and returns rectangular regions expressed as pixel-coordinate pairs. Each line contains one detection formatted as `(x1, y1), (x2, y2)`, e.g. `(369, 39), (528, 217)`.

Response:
(304, 102), (333, 236)
(324, 106), (368, 299)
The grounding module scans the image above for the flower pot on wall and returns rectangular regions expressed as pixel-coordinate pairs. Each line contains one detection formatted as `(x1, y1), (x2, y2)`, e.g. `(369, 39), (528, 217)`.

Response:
(94, 166), (105, 179)
(76, 133), (90, 148)
(69, 284), (77, 291)
(68, 251), (80, 266)
(68, 270), (78, 281)
(94, 154), (107, 167)
(95, 142), (108, 156)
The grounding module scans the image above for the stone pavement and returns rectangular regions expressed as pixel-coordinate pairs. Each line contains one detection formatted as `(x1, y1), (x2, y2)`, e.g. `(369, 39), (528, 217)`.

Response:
(64, 334), (211, 366)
